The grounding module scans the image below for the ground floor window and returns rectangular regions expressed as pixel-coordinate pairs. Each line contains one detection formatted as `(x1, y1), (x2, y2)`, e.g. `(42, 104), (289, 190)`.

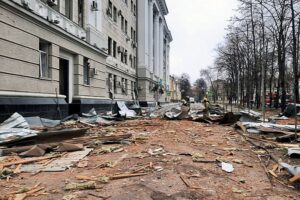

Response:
(83, 57), (90, 85)
(39, 40), (50, 78)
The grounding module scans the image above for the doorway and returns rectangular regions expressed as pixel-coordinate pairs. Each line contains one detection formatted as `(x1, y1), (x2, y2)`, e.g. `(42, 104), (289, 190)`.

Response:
(59, 58), (69, 103)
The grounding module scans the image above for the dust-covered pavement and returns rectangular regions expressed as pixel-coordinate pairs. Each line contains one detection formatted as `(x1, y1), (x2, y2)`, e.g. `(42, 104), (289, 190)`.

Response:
(1, 118), (299, 200)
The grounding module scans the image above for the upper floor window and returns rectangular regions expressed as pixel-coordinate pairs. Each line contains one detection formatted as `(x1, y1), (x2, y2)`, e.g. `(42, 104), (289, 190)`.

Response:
(65, 0), (73, 20)
(39, 41), (50, 78)
(125, 20), (128, 34)
(107, 1), (113, 18)
(121, 16), (124, 31)
(113, 41), (117, 58)
(78, 0), (84, 27)
(113, 6), (117, 22)
(108, 37), (112, 55)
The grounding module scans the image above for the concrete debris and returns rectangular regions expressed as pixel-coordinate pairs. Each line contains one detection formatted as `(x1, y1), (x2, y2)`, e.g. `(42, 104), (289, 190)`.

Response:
(19, 145), (46, 157)
(57, 143), (84, 152)
(221, 162), (234, 173)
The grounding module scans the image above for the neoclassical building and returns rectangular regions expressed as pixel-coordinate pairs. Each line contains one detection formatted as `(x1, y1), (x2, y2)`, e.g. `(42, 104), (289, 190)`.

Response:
(137, 0), (172, 106)
(0, 0), (137, 120)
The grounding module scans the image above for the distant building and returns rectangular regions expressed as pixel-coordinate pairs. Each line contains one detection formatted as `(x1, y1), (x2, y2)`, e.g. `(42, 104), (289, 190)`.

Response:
(137, 0), (172, 106)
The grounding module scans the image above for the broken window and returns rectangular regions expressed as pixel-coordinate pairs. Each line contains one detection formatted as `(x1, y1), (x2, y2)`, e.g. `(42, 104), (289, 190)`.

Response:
(83, 57), (90, 85)
(39, 41), (50, 78)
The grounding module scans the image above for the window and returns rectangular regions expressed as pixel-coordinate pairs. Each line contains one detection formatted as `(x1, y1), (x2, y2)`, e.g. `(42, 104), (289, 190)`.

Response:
(120, 49), (124, 63)
(39, 41), (49, 78)
(125, 20), (128, 34)
(65, 0), (72, 20)
(131, 0), (133, 12)
(113, 6), (117, 22)
(113, 75), (117, 93)
(83, 57), (90, 85)
(121, 16), (124, 31)
(133, 4), (136, 16)
(108, 37), (112, 55)
(108, 1), (113, 18)
(121, 78), (126, 94)
(125, 79), (128, 95)
(124, 50), (128, 64)
(131, 27), (133, 39)
(129, 54), (133, 68)
(133, 56), (136, 69)
(133, 30), (136, 42)
(113, 41), (117, 58)
(78, 0), (84, 27)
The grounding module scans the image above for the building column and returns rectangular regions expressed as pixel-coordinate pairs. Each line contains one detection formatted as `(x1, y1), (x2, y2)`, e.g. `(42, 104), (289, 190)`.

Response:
(154, 14), (160, 78)
(148, 0), (154, 73)
(137, 0), (149, 69)
(159, 19), (164, 80)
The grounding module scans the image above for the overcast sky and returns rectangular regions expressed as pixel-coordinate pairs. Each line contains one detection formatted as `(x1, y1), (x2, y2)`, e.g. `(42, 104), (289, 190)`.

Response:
(165, 0), (239, 83)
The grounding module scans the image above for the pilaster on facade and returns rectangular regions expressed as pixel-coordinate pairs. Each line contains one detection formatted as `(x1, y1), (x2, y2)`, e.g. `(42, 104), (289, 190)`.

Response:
(137, 0), (173, 104)
(148, 0), (154, 74)
(153, 14), (160, 78)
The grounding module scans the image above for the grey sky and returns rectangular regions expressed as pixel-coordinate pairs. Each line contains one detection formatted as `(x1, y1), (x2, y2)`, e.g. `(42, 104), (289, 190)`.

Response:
(165, 0), (238, 83)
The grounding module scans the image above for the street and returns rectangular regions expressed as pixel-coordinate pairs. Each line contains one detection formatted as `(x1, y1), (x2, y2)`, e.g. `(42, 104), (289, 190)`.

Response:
(1, 118), (299, 199)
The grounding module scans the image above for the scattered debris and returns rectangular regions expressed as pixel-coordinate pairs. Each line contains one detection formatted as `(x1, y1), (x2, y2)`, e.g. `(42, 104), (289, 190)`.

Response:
(65, 181), (97, 191)
(221, 162), (234, 173)
(20, 148), (93, 172)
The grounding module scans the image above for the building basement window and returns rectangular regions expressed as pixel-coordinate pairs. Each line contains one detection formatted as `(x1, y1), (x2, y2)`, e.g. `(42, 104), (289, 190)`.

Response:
(39, 41), (50, 78)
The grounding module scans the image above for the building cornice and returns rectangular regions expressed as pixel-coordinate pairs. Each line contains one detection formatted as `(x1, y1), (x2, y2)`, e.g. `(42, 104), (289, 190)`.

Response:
(157, 0), (169, 15)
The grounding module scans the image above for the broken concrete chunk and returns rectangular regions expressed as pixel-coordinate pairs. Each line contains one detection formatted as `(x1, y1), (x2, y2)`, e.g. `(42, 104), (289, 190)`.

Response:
(19, 145), (46, 157)
(65, 181), (96, 191)
(57, 143), (84, 152)
(221, 162), (234, 173)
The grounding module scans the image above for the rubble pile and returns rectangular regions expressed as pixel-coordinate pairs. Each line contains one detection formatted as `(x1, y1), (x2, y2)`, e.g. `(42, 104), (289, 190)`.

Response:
(1, 102), (300, 199)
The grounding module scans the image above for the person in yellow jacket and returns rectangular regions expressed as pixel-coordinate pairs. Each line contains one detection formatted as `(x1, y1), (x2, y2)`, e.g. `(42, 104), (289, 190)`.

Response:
(202, 97), (210, 118)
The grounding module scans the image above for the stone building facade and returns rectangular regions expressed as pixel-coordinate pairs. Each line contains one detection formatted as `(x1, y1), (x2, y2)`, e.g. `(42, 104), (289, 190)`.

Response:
(0, 0), (137, 120)
(137, 0), (172, 106)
